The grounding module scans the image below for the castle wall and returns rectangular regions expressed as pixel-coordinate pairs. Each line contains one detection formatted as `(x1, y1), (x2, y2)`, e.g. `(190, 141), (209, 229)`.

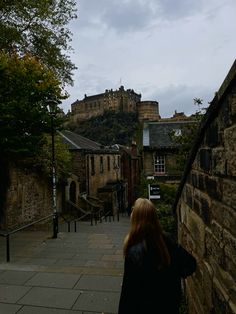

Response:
(70, 86), (141, 123)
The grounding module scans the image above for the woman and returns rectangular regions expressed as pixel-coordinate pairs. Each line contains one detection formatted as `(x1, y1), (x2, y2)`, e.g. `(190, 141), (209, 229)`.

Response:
(118, 198), (196, 314)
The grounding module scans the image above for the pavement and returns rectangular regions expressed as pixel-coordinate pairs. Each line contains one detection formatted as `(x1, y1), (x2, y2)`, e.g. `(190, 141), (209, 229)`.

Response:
(0, 215), (130, 314)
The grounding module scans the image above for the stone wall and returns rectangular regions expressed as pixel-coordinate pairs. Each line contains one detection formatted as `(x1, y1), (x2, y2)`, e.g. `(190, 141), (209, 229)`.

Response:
(176, 62), (236, 314)
(2, 164), (53, 230)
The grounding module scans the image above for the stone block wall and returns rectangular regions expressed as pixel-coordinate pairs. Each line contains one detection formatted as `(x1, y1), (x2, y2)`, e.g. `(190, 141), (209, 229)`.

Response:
(177, 72), (236, 313)
(2, 164), (53, 230)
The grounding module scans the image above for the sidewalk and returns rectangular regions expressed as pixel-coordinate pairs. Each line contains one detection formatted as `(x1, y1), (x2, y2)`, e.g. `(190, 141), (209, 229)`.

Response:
(0, 215), (130, 314)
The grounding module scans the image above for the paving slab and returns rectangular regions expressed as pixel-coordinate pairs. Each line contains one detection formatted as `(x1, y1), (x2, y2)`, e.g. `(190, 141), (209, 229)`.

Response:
(54, 259), (88, 267)
(85, 260), (117, 268)
(0, 270), (36, 285)
(15, 258), (58, 266)
(0, 303), (22, 314)
(74, 274), (122, 292)
(17, 305), (83, 314)
(18, 286), (80, 309)
(0, 284), (31, 303)
(25, 272), (81, 288)
(72, 290), (120, 313)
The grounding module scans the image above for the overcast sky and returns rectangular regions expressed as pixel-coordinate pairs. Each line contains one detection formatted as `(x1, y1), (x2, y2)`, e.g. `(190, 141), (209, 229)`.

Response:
(61, 0), (236, 118)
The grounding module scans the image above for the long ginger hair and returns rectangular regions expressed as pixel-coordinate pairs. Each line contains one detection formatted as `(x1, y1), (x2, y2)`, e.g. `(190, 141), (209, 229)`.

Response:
(124, 198), (170, 268)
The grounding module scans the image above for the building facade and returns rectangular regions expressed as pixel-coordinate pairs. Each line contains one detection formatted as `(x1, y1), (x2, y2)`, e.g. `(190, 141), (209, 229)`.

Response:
(60, 130), (125, 216)
(118, 143), (141, 213)
(142, 120), (195, 182)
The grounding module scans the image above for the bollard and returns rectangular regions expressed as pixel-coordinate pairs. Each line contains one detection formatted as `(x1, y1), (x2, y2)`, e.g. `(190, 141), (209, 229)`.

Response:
(6, 234), (10, 262)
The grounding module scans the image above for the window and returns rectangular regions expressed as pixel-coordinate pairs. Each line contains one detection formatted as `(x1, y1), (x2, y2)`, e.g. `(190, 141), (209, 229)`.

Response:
(100, 156), (104, 173)
(107, 156), (110, 171)
(91, 156), (95, 175)
(154, 155), (165, 174)
(174, 129), (182, 136)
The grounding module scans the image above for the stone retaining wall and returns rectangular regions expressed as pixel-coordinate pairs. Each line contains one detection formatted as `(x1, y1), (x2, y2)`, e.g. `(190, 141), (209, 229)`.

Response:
(177, 62), (236, 314)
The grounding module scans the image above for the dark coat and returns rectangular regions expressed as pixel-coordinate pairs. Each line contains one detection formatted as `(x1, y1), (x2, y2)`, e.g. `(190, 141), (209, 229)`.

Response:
(118, 235), (196, 314)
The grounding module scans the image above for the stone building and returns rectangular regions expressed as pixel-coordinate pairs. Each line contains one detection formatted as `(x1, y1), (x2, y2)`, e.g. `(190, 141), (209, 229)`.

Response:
(59, 130), (124, 216)
(70, 85), (160, 123)
(173, 60), (236, 313)
(115, 143), (141, 213)
(142, 120), (195, 182)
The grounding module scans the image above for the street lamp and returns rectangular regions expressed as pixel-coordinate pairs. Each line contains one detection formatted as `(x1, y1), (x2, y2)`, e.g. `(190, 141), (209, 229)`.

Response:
(46, 97), (59, 239)
(114, 164), (120, 221)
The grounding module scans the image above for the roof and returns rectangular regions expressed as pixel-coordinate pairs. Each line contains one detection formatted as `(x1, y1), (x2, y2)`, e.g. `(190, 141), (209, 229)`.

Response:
(143, 120), (195, 149)
(59, 130), (102, 150)
(172, 59), (236, 213)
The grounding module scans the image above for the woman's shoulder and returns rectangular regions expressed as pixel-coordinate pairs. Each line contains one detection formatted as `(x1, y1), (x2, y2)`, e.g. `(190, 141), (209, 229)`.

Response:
(128, 242), (145, 256)
(126, 242), (146, 265)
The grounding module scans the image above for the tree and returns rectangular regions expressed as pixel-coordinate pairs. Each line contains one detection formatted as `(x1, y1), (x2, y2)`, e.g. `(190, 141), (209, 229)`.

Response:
(170, 98), (207, 170)
(69, 111), (140, 146)
(0, 0), (77, 85)
(35, 134), (72, 182)
(0, 52), (72, 216)
(0, 52), (64, 157)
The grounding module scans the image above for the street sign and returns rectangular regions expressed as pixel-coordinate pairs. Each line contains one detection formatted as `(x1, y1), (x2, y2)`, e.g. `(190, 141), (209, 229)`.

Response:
(148, 184), (161, 200)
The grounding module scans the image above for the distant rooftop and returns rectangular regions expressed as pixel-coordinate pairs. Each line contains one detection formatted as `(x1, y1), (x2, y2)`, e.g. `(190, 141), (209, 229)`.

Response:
(143, 120), (195, 149)
(59, 130), (101, 150)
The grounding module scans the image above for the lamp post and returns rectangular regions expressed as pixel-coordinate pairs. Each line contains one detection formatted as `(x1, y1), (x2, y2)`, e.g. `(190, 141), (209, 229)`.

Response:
(46, 98), (59, 239)
(114, 164), (120, 222)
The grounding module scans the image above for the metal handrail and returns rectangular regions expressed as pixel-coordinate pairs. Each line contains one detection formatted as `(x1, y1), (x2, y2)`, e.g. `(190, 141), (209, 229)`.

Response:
(0, 214), (54, 263)
(60, 211), (92, 233)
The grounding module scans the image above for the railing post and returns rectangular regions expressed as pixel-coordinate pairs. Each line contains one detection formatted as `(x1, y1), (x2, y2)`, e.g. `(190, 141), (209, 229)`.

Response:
(74, 221), (77, 232)
(6, 234), (10, 262)
(53, 213), (58, 239)
(68, 221), (70, 232)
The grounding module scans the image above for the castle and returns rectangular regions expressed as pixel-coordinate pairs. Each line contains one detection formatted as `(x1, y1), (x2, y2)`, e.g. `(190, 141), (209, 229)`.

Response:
(70, 85), (161, 123)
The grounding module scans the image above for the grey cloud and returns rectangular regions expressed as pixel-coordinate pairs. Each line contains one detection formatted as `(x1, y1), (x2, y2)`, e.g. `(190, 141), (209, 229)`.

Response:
(77, 0), (207, 34)
(102, 1), (156, 33)
(157, 0), (204, 20)
(149, 84), (214, 118)
(77, 0), (157, 33)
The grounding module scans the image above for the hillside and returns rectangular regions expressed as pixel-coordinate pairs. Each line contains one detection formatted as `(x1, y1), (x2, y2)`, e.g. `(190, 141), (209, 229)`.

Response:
(67, 110), (140, 146)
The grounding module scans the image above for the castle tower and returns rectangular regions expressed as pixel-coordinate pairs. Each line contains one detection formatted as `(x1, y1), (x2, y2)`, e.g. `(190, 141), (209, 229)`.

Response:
(137, 101), (161, 122)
